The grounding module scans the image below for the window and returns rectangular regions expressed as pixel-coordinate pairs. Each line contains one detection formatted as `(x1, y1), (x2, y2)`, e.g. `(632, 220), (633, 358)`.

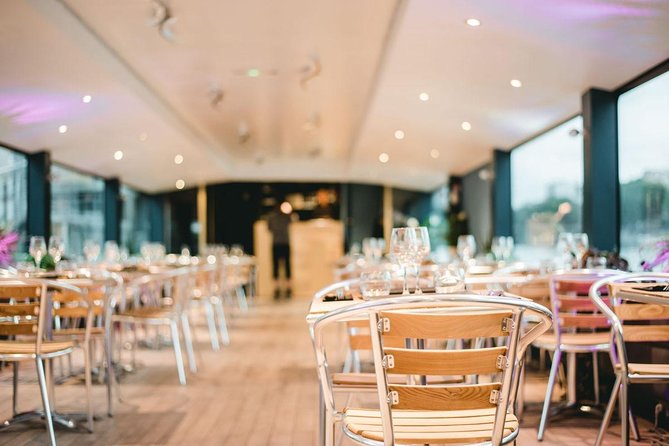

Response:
(51, 164), (104, 258)
(0, 146), (27, 245)
(618, 70), (669, 270)
(511, 116), (584, 261)
(120, 185), (152, 253)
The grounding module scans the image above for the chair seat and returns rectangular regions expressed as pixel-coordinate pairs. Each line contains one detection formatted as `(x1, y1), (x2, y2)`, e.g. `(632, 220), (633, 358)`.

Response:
(0, 340), (74, 356)
(628, 363), (669, 376)
(333, 372), (462, 387)
(343, 407), (518, 444)
(114, 307), (175, 321)
(533, 331), (610, 350)
(53, 327), (105, 337)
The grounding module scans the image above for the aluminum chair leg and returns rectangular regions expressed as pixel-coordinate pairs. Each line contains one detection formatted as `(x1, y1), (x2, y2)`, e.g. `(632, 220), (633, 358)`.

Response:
(325, 410), (335, 446)
(105, 323), (115, 416)
(36, 357), (57, 446)
(213, 298), (230, 345)
(629, 408), (640, 441)
(620, 378), (630, 446)
(12, 362), (19, 416)
(538, 348), (562, 441)
(203, 299), (220, 351)
(595, 374), (620, 446)
(170, 320), (187, 385)
(593, 352), (600, 405)
(181, 313), (197, 373)
(83, 341), (94, 432)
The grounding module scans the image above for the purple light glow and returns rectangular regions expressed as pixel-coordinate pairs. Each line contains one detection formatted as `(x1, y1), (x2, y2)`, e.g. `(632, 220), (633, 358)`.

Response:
(0, 90), (85, 125)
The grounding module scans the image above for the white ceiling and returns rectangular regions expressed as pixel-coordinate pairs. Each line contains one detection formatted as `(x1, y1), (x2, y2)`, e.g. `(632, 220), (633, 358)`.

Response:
(0, 0), (668, 192)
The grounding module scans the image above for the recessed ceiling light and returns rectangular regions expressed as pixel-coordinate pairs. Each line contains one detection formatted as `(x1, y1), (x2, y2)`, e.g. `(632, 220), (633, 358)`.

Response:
(379, 153), (390, 163)
(461, 121), (472, 131)
(510, 79), (522, 88)
(466, 18), (481, 27)
(139, 132), (148, 141)
(419, 92), (430, 101)
(82, 95), (92, 103)
(247, 68), (261, 78)
(58, 125), (68, 134)
(430, 149), (440, 159)
(176, 179), (185, 190)
(174, 154), (184, 165)
(394, 130), (405, 140)
(113, 150), (124, 161)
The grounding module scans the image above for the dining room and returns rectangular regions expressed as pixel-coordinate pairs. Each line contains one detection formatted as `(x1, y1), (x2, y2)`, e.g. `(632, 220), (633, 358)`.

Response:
(1, 1), (669, 445)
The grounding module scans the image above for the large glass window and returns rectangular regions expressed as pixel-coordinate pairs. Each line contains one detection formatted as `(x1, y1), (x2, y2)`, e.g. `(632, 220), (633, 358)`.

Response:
(51, 164), (104, 258)
(0, 146), (28, 246)
(120, 185), (152, 254)
(618, 70), (669, 270)
(511, 116), (584, 261)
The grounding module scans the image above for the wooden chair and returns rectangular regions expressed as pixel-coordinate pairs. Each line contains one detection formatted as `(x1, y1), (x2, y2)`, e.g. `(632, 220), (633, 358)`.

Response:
(192, 263), (229, 351)
(536, 270), (620, 441)
(311, 293), (552, 445)
(112, 267), (196, 385)
(0, 279), (88, 445)
(590, 272), (669, 446)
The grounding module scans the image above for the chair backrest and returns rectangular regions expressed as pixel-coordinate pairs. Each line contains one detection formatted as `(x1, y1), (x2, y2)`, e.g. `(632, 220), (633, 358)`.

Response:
(549, 270), (620, 338)
(311, 294), (552, 446)
(0, 279), (85, 354)
(590, 272), (669, 371)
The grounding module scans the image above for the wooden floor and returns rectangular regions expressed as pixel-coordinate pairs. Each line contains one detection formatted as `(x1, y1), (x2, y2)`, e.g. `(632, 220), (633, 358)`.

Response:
(0, 295), (656, 445)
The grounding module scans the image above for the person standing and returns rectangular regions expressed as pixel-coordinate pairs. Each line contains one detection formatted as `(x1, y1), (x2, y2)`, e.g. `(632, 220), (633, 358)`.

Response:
(267, 201), (296, 299)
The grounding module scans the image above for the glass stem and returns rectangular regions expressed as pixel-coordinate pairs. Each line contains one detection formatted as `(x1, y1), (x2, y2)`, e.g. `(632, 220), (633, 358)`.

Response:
(415, 264), (422, 294)
(403, 266), (409, 295)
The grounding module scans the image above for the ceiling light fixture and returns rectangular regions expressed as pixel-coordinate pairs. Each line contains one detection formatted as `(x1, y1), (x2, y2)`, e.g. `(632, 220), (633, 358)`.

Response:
(58, 125), (68, 134)
(174, 154), (184, 165)
(430, 149), (440, 159)
(419, 92), (430, 101)
(82, 95), (92, 103)
(175, 179), (185, 190)
(379, 153), (390, 163)
(113, 150), (124, 160)
(510, 79), (522, 88)
(394, 130), (405, 140)
(461, 121), (472, 131)
(466, 18), (481, 27)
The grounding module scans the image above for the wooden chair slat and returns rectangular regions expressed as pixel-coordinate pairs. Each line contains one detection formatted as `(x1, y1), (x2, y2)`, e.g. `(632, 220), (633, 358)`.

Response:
(616, 303), (669, 321)
(388, 383), (501, 411)
(380, 311), (513, 339)
(622, 325), (669, 342)
(0, 322), (37, 335)
(0, 285), (41, 298)
(0, 303), (39, 317)
(384, 346), (507, 376)
(559, 314), (610, 328)
(54, 307), (89, 318)
(558, 296), (609, 312)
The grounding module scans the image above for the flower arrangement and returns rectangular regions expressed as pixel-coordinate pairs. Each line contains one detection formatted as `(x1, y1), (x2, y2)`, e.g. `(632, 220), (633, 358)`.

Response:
(642, 240), (669, 272)
(0, 229), (19, 267)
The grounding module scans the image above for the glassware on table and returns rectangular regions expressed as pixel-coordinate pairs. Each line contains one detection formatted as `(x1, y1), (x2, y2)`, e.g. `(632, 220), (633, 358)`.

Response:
(48, 236), (64, 264)
(29, 236), (47, 270)
(374, 238), (386, 261)
(572, 233), (589, 266)
(456, 235), (476, 262)
(390, 227), (414, 295)
(360, 270), (392, 299)
(230, 245), (244, 257)
(362, 237), (374, 259)
(491, 236), (504, 261)
(556, 232), (575, 269)
(502, 236), (514, 261)
(433, 264), (465, 293)
(410, 227), (431, 294)
(83, 239), (101, 264)
(104, 241), (121, 263)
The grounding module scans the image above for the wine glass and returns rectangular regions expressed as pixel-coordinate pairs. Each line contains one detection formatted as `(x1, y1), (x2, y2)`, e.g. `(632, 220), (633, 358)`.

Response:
(491, 237), (504, 261)
(374, 238), (386, 261)
(83, 239), (101, 264)
(29, 236), (47, 271)
(456, 235), (476, 262)
(572, 233), (589, 267)
(362, 238), (373, 259)
(502, 236), (514, 261)
(556, 232), (575, 269)
(104, 241), (120, 263)
(410, 227), (431, 294)
(390, 227), (413, 295)
(48, 236), (64, 265)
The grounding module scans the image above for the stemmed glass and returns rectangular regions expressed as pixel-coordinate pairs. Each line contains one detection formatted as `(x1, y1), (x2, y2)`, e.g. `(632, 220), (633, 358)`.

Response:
(410, 227), (431, 294)
(556, 233), (575, 268)
(83, 240), (101, 264)
(29, 236), (47, 271)
(48, 236), (64, 266)
(457, 235), (476, 262)
(390, 228), (414, 295)
(572, 233), (589, 267)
